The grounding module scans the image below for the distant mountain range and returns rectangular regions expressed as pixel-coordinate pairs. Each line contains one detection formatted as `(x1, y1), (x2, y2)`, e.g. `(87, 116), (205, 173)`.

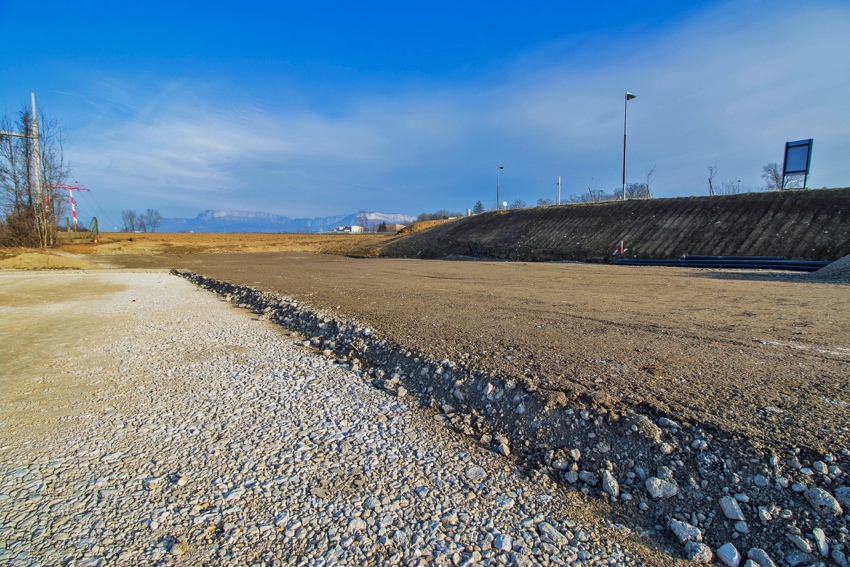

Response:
(157, 210), (416, 233)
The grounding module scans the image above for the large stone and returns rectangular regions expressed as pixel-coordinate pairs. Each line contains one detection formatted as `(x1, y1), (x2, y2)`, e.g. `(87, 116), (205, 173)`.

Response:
(832, 548), (850, 567)
(465, 465), (487, 481)
(493, 533), (513, 552)
(834, 486), (850, 508)
(393, 529), (409, 546)
(804, 487), (843, 517)
(720, 496), (746, 521)
(812, 527), (828, 557)
(668, 519), (702, 543)
(784, 551), (815, 567)
(601, 470), (619, 498)
(785, 533), (812, 553)
(363, 496), (380, 510)
(537, 522), (568, 545)
(746, 547), (777, 567)
(685, 541), (713, 563)
(645, 477), (678, 499)
(579, 471), (599, 487)
(717, 542), (741, 567)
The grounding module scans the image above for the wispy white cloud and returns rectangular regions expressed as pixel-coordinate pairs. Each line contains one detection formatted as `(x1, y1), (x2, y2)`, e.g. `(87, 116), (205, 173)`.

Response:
(70, 0), (850, 219)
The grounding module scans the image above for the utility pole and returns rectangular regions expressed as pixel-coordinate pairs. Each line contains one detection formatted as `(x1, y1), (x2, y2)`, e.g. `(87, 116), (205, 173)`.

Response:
(622, 92), (636, 201)
(496, 166), (504, 210)
(557, 176), (561, 205)
(31, 93), (47, 246)
(0, 92), (47, 246)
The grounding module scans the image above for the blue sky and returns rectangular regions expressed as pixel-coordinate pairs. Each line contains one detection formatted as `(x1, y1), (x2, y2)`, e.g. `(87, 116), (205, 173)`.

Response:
(2, 0), (849, 225)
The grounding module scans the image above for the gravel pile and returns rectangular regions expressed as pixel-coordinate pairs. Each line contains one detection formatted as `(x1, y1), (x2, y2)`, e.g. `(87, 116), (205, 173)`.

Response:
(807, 254), (850, 283)
(0, 272), (644, 566)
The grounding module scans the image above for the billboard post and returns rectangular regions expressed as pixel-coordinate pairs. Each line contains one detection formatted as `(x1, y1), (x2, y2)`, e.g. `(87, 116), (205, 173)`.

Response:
(782, 139), (813, 189)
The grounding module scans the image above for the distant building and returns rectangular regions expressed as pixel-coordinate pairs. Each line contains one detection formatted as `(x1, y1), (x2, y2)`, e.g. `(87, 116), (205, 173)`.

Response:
(332, 226), (364, 234)
(376, 223), (406, 233)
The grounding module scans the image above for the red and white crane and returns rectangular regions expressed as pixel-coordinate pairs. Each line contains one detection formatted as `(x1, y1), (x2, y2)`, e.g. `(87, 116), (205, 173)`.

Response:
(47, 182), (90, 231)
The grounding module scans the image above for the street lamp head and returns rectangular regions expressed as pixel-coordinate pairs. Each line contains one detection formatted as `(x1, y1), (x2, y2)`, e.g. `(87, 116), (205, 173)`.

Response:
(498, 166), (504, 170)
(625, 92), (636, 100)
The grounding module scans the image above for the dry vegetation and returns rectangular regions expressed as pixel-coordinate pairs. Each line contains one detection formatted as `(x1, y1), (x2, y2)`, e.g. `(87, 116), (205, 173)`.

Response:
(396, 218), (457, 234)
(0, 232), (408, 270)
(57, 231), (399, 257)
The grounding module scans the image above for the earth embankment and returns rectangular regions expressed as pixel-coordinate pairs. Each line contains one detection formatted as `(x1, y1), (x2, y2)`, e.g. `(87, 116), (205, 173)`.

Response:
(382, 188), (850, 262)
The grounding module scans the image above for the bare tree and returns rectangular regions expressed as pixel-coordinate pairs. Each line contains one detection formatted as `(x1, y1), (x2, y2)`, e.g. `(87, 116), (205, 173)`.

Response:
(569, 188), (618, 203)
(143, 208), (163, 232)
(536, 198), (554, 206)
(357, 209), (370, 231)
(707, 163), (718, 196)
(761, 162), (802, 191)
(625, 182), (651, 199)
(121, 209), (138, 232)
(0, 104), (70, 247)
(642, 165), (656, 198)
(717, 180), (741, 195)
(417, 210), (462, 221)
(509, 199), (526, 209)
(761, 163), (783, 191)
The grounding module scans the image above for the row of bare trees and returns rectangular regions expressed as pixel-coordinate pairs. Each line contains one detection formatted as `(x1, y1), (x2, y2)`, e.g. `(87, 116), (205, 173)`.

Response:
(0, 104), (70, 246)
(491, 159), (807, 209)
(121, 208), (163, 232)
(707, 162), (803, 196)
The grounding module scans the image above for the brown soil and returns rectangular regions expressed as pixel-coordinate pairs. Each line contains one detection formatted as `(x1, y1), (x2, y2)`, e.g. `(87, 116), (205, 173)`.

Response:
(109, 251), (850, 460)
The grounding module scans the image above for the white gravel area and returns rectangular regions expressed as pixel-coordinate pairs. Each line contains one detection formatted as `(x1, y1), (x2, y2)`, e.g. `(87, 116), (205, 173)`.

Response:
(0, 271), (647, 567)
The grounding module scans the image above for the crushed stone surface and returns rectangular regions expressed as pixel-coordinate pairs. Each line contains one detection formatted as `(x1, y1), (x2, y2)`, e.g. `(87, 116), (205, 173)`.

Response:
(0, 271), (663, 566)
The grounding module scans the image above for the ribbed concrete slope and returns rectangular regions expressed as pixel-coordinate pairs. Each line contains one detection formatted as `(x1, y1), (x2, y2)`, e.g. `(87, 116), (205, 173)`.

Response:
(383, 188), (850, 262)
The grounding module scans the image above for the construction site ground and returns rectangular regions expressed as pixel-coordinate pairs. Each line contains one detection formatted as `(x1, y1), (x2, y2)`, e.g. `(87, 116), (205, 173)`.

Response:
(100, 250), (849, 461)
(3, 233), (849, 562)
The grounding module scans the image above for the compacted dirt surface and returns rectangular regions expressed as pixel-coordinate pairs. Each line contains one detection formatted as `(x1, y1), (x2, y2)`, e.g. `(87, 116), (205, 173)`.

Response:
(109, 252), (850, 460)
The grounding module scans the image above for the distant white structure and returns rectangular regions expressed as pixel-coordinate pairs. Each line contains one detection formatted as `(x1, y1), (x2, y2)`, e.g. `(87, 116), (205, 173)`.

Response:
(333, 226), (364, 234)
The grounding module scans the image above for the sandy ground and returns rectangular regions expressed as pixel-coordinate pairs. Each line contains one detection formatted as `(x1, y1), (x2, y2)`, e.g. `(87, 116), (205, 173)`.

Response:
(0, 271), (132, 435)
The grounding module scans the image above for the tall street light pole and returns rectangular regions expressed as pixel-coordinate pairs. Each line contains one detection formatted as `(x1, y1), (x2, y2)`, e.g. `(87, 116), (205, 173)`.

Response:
(622, 92), (636, 200)
(496, 166), (504, 210)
